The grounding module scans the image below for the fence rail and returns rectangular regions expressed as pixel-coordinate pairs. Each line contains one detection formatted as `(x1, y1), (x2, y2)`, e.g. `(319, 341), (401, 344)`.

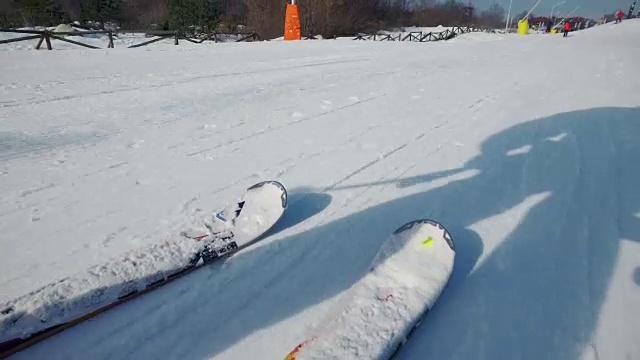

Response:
(0, 24), (496, 50)
(353, 25), (495, 42)
(0, 28), (262, 50)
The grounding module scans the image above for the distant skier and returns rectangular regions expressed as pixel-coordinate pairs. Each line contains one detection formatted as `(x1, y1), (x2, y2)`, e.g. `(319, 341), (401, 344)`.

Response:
(563, 21), (571, 37)
(615, 9), (624, 23)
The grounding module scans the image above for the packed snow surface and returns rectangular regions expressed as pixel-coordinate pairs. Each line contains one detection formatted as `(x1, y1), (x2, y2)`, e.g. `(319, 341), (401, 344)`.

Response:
(1, 20), (640, 360)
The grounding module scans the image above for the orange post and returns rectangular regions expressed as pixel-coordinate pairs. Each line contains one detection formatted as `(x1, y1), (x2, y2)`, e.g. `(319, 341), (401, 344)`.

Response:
(284, 3), (301, 40)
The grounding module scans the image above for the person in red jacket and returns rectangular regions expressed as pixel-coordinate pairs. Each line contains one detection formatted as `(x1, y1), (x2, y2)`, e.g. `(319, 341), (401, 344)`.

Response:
(563, 21), (571, 37)
(615, 9), (624, 23)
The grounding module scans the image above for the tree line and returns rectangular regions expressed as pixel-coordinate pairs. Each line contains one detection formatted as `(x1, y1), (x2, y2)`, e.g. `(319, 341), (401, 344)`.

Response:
(0, 0), (507, 38)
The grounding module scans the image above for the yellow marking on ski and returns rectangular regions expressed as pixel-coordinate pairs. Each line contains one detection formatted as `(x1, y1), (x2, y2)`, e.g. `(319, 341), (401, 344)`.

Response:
(422, 237), (434, 247)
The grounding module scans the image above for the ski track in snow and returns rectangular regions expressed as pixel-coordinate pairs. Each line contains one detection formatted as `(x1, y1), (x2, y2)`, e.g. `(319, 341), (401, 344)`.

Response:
(2, 21), (640, 360)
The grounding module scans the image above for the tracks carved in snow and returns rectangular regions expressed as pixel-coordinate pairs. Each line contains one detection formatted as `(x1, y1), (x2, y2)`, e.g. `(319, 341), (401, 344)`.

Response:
(0, 58), (368, 109)
(184, 94), (387, 158)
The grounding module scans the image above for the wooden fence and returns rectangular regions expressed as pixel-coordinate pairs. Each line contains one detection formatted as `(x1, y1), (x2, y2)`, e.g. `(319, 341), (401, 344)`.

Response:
(353, 26), (495, 42)
(0, 28), (262, 50)
(0, 24), (496, 50)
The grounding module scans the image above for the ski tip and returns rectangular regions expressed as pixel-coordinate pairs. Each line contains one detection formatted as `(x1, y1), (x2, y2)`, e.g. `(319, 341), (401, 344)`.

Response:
(393, 218), (454, 252)
(247, 180), (288, 209)
(247, 180), (286, 191)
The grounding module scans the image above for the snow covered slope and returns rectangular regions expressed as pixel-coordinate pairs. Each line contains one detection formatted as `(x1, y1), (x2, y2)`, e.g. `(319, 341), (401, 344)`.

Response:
(1, 19), (639, 360)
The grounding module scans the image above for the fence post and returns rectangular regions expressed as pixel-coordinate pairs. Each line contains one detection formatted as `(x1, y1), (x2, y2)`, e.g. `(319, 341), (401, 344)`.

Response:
(35, 34), (44, 49)
(174, 31), (179, 45)
(35, 32), (53, 50)
(45, 31), (52, 50)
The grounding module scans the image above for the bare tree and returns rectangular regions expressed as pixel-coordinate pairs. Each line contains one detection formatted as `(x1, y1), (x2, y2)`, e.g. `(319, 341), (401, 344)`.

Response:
(245, 0), (284, 38)
(476, 2), (504, 28)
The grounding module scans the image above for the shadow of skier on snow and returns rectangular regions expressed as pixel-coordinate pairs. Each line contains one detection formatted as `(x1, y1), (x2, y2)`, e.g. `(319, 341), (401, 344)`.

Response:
(262, 188), (333, 238)
(175, 106), (639, 360)
(15, 107), (639, 360)
(143, 106), (640, 360)
(390, 106), (640, 360)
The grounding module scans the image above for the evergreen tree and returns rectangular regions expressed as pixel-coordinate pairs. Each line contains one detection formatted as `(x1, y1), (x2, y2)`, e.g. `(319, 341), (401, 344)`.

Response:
(99, 0), (122, 24)
(79, 0), (100, 23)
(168, 0), (221, 35)
(17, 0), (67, 26)
(43, 0), (66, 24)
